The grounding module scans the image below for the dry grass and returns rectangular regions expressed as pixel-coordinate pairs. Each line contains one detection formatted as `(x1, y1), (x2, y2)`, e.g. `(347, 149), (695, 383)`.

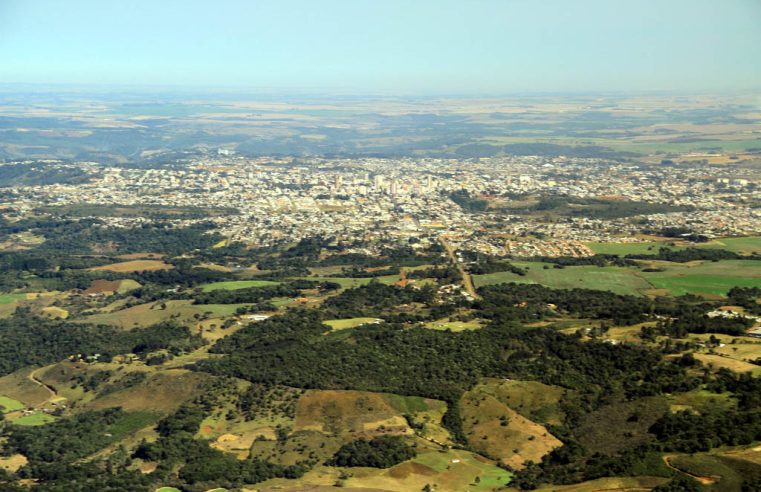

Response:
(294, 390), (411, 438)
(460, 386), (562, 470)
(89, 260), (173, 273)
(694, 353), (761, 375)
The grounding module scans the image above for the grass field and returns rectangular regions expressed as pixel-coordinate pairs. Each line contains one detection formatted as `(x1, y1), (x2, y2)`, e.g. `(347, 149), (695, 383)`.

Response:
(423, 319), (483, 331)
(473, 259), (761, 298)
(0, 293), (26, 305)
(697, 236), (761, 255)
(79, 300), (252, 328)
(693, 353), (761, 376)
(640, 260), (761, 296)
(0, 395), (25, 413)
(667, 388), (736, 413)
(199, 280), (281, 292)
(10, 412), (57, 426)
(473, 261), (652, 296)
(587, 236), (761, 256)
(89, 260), (173, 273)
(324, 317), (382, 330)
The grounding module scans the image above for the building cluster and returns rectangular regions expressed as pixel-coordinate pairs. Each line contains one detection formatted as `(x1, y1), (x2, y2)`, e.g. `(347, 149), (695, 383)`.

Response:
(1, 154), (759, 258)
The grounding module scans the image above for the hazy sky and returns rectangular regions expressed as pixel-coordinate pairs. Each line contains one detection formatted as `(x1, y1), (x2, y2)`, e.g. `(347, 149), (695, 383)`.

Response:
(1, 0), (760, 94)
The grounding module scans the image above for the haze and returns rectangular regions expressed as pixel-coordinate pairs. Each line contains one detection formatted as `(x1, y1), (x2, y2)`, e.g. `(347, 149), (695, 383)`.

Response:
(1, 0), (760, 94)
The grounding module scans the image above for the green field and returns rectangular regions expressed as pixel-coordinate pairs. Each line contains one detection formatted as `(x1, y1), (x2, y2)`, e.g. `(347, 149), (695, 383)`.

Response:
(412, 449), (512, 489)
(10, 412), (57, 426)
(640, 260), (761, 296)
(0, 293), (26, 305)
(324, 317), (382, 330)
(0, 396), (25, 413)
(155, 488), (182, 492)
(199, 280), (280, 292)
(697, 236), (761, 255)
(473, 261), (652, 296)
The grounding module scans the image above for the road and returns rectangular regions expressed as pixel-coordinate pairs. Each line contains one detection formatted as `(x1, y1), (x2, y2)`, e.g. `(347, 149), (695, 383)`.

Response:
(28, 366), (58, 406)
(438, 235), (478, 299)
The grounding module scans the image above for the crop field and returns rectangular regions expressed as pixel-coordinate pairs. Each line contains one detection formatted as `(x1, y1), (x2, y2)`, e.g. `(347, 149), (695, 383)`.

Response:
(89, 260), (174, 273)
(473, 261), (651, 296)
(324, 317), (382, 330)
(0, 395), (25, 413)
(199, 279), (281, 292)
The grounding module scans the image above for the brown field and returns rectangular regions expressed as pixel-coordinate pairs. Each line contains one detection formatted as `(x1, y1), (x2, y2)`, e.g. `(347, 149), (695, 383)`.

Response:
(294, 390), (412, 438)
(460, 384), (562, 470)
(694, 353), (761, 376)
(85, 370), (211, 414)
(89, 259), (173, 273)
(116, 253), (164, 260)
(0, 454), (28, 473)
(83, 278), (142, 295)
(524, 475), (668, 491)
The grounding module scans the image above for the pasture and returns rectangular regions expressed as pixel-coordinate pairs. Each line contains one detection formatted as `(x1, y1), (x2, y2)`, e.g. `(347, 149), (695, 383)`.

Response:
(199, 279), (280, 292)
(0, 395), (25, 413)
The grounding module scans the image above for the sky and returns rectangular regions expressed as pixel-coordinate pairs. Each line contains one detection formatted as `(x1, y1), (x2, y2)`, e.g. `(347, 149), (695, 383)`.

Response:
(1, 0), (760, 94)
